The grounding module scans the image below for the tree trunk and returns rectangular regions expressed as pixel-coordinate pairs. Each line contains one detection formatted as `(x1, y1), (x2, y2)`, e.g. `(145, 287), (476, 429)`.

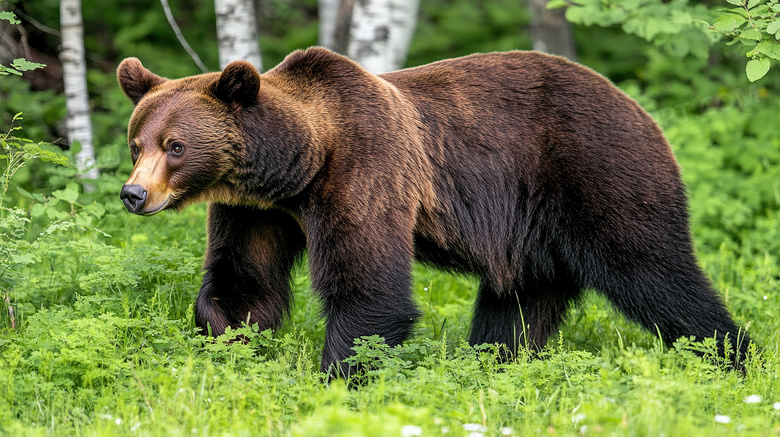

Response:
(215, 0), (262, 71)
(318, 0), (340, 49)
(528, 0), (577, 61)
(347, 0), (393, 73)
(388, 0), (418, 71)
(330, 0), (418, 74)
(60, 0), (98, 180)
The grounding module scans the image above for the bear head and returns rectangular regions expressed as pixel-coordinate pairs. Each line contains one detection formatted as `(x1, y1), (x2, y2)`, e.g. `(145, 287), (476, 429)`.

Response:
(116, 58), (262, 215)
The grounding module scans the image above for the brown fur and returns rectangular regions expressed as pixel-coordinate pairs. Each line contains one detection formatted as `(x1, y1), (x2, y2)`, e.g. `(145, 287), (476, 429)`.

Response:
(118, 47), (748, 376)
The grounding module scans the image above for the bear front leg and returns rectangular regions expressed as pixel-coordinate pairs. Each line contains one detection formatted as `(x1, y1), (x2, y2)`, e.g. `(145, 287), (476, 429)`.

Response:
(304, 210), (421, 378)
(195, 204), (305, 337)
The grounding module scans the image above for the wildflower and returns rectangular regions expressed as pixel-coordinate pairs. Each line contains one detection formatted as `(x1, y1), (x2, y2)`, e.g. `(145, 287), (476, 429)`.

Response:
(773, 402), (780, 410)
(115, 418), (123, 425)
(501, 427), (513, 435)
(744, 395), (762, 404)
(463, 424), (487, 432)
(714, 415), (731, 424)
(401, 425), (422, 437)
(572, 413), (586, 424)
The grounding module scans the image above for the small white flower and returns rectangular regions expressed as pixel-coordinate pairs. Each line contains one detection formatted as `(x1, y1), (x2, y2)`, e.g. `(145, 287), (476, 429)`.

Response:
(744, 394), (762, 404)
(714, 415), (731, 424)
(171, 367), (178, 372)
(441, 426), (450, 433)
(764, 296), (768, 300)
(572, 413), (586, 424)
(501, 427), (513, 435)
(773, 402), (780, 410)
(424, 287), (429, 291)
(579, 425), (588, 434)
(115, 418), (123, 425)
(401, 425), (422, 437)
(463, 424), (487, 432)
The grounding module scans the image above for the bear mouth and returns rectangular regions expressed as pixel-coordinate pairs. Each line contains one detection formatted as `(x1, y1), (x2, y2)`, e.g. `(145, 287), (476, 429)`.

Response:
(139, 195), (173, 216)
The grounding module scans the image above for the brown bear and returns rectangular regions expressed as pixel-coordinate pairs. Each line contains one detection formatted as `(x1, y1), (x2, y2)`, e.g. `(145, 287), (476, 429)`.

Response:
(117, 47), (749, 376)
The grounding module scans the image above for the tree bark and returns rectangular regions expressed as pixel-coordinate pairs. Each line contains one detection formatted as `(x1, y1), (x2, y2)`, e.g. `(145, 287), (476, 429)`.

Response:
(318, 0), (340, 49)
(60, 0), (98, 180)
(215, 0), (262, 71)
(331, 0), (354, 55)
(528, 0), (577, 61)
(339, 0), (419, 74)
(388, 0), (418, 71)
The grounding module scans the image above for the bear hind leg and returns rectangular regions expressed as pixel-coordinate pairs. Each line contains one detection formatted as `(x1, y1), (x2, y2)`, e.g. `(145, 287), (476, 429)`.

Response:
(469, 276), (581, 358)
(591, 256), (750, 366)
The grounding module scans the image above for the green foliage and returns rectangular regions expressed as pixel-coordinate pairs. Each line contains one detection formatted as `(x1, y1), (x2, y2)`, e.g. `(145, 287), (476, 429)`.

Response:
(0, 114), (74, 294)
(551, 0), (780, 81)
(0, 9), (46, 76)
(715, 0), (780, 81)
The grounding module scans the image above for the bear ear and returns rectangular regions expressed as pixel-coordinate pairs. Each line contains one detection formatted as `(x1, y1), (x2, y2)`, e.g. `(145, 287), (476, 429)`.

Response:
(214, 60), (261, 108)
(117, 58), (167, 105)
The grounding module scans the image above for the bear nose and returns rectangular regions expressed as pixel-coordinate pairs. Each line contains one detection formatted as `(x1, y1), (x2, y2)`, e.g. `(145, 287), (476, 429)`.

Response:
(120, 184), (147, 213)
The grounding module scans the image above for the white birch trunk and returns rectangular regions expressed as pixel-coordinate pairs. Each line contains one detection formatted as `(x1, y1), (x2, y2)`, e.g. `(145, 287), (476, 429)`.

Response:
(529, 0), (577, 61)
(346, 0), (418, 74)
(215, 0), (262, 71)
(389, 0), (418, 70)
(318, 0), (340, 49)
(60, 0), (98, 180)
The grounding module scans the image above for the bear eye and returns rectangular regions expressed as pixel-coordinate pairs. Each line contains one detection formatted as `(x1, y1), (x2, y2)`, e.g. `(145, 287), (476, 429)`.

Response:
(170, 142), (185, 156)
(130, 142), (140, 158)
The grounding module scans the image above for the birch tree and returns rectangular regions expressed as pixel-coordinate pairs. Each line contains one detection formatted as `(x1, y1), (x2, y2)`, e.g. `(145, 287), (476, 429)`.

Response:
(60, 0), (98, 179)
(215, 0), (262, 71)
(327, 0), (419, 74)
(318, 0), (340, 49)
(529, 0), (577, 61)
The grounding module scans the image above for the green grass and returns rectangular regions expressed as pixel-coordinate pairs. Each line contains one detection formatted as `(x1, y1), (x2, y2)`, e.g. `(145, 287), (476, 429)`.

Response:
(1, 216), (779, 436)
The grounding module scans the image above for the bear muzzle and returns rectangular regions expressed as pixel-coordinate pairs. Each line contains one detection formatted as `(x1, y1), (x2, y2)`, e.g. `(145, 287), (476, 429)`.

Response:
(120, 184), (172, 215)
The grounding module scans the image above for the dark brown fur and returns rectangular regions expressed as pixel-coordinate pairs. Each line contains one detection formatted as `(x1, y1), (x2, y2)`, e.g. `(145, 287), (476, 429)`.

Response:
(118, 47), (749, 376)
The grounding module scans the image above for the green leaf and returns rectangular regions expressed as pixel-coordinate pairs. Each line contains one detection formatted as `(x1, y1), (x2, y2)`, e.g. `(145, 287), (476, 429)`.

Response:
(747, 0), (761, 8)
(0, 66), (22, 76)
(746, 57), (771, 81)
(10, 58), (45, 72)
(713, 15), (740, 33)
(16, 186), (45, 202)
(546, 0), (569, 9)
(0, 11), (20, 25)
(755, 41), (780, 59)
(767, 20), (780, 35)
(52, 187), (79, 204)
(726, 0), (744, 5)
(741, 28), (763, 40)
(29, 203), (45, 218)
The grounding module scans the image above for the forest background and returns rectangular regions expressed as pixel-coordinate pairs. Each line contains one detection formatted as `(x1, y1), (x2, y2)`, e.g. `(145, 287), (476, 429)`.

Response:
(1, 0), (780, 435)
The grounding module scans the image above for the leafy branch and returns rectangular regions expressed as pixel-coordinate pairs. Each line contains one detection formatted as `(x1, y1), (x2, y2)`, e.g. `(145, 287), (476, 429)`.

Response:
(0, 6), (46, 76)
(712, 0), (780, 81)
(549, 0), (780, 82)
